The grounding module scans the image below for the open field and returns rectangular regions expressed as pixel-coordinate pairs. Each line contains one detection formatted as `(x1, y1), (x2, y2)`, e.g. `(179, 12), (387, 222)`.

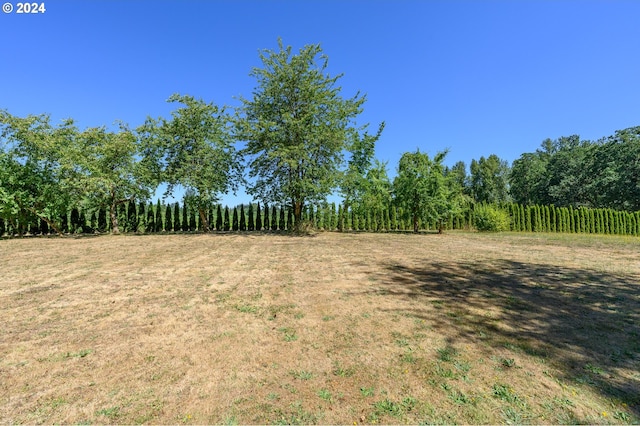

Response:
(1, 231), (639, 424)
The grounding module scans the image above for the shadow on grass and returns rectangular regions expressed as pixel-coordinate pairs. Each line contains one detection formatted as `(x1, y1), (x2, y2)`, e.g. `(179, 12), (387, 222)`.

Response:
(367, 259), (640, 416)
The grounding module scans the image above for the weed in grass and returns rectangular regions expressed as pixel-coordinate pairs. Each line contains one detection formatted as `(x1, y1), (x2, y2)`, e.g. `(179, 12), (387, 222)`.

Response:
(613, 411), (631, 422)
(96, 406), (121, 419)
(453, 360), (471, 373)
(64, 349), (92, 359)
(293, 312), (305, 319)
(401, 396), (417, 412)
(360, 387), (375, 397)
(278, 327), (298, 342)
(267, 393), (280, 401)
(401, 348), (417, 364)
(492, 383), (524, 405)
(290, 370), (313, 380)
(332, 362), (355, 377)
(448, 389), (472, 405)
(584, 363), (604, 375)
(317, 389), (332, 402)
(436, 346), (458, 362)
(396, 338), (410, 347)
(435, 363), (455, 379)
(372, 399), (402, 417)
(501, 406), (523, 424)
(322, 315), (335, 321)
(234, 304), (258, 314)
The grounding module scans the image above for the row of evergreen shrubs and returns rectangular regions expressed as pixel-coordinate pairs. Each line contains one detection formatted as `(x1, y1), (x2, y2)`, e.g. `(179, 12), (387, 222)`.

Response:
(2, 201), (639, 236)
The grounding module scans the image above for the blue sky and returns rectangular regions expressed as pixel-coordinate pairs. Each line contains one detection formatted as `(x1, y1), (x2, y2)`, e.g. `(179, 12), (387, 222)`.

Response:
(2, 1), (640, 206)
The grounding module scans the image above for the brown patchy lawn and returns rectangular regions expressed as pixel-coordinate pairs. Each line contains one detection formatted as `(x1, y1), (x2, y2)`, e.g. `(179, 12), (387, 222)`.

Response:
(1, 231), (639, 424)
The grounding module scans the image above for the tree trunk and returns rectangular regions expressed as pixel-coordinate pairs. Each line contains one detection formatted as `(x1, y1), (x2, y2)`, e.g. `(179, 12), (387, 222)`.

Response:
(198, 208), (210, 233)
(110, 202), (120, 234)
(413, 213), (419, 233)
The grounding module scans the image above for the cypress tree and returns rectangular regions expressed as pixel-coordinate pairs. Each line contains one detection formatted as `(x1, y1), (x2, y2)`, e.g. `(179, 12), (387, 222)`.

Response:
(190, 206), (198, 231)
(146, 204), (155, 233)
(179, 203), (187, 231)
(391, 206), (398, 231)
(631, 212), (638, 236)
(327, 203), (335, 231)
(279, 206), (286, 230)
(272, 205), (278, 231)
(155, 198), (164, 232)
(223, 206), (231, 231)
(214, 204), (221, 231)
(524, 206), (531, 232)
(171, 203), (179, 232)
(247, 203), (255, 231)
(588, 209), (595, 234)
(352, 210), (358, 231)
(383, 207), (390, 232)
(549, 205), (556, 232)
(0, 218), (4, 236)
(70, 207), (80, 233)
(255, 202), (262, 231)
(602, 209), (609, 234)
(232, 207), (239, 231)
(533, 205), (540, 232)
(165, 204), (172, 232)
(135, 202), (144, 232)
(337, 204), (344, 231)
(263, 203), (270, 230)
(239, 205), (247, 231)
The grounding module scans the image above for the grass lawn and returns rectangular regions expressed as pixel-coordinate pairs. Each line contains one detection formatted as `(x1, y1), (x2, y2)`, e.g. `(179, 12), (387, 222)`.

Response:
(1, 231), (638, 424)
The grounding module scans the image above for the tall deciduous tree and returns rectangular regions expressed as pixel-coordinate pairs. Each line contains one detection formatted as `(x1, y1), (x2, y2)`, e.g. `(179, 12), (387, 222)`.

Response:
(69, 124), (154, 234)
(0, 111), (77, 235)
(237, 39), (382, 228)
(139, 94), (242, 232)
(393, 150), (461, 233)
(469, 154), (511, 204)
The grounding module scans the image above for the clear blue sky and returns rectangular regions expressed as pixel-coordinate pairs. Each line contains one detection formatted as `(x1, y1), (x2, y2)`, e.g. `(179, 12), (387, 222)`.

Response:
(2, 1), (639, 206)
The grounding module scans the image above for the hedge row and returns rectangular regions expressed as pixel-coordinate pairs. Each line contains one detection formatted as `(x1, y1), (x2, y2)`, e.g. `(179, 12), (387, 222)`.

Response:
(505, 203), (640, 236)
(1, 200), (639, 236)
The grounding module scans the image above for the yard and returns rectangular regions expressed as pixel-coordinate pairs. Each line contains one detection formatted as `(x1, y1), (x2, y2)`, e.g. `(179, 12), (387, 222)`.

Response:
(1, 231), (638, 424)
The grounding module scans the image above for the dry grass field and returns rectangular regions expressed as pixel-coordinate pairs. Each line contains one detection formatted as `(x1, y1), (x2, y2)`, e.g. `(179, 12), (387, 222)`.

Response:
(1, 231), (639, 424)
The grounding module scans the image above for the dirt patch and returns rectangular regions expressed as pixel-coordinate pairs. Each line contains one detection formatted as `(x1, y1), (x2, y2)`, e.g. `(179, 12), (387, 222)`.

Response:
(1, 232), (638, 424)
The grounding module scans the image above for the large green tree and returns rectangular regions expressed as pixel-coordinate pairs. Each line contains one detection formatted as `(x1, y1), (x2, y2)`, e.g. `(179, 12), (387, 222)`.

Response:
(469, 154), (511, 204)
(139, 94), (242, 232)
(68, 124), (154, 234)
(0, 111), (77, 235)
(393, 150), (461, 233)
(237, 39), (382, 226)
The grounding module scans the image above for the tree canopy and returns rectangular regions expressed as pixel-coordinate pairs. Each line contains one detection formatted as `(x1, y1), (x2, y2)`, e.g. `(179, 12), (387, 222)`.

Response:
(237, 39), (383, 226)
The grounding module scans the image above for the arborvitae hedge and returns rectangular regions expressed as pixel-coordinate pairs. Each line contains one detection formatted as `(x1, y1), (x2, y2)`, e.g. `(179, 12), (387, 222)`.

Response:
(271, 205), (278, 231)
(261, 203), (269, 230)
(239, 205), (246, 231)
(223, 206), (230, 231)
(255, 203), (262, 231)
(247, 203), (254, 231)
(279, 206), (286, 231)
(232, 207), (239, 231)
(215, 204), (222, 231)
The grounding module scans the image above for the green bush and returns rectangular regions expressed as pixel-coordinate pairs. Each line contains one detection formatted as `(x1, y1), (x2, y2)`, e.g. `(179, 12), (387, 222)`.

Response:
(473, 204), (510, 232)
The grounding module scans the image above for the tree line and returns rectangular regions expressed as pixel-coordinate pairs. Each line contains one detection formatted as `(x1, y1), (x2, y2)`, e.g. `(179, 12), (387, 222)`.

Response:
(1, 39), (638, 236)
